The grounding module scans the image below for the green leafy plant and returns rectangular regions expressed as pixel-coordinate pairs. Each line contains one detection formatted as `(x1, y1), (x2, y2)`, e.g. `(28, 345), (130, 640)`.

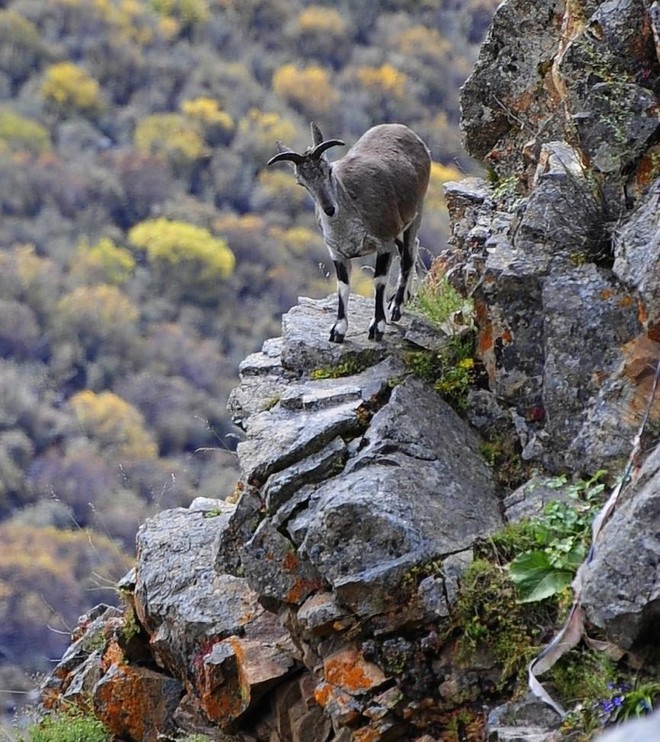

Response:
(309, 351), (378, 380)
(508, 472), (607, 603)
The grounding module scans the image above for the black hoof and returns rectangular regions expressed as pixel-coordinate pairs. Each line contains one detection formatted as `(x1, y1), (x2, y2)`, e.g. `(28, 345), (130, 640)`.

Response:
(329, 329), (345, 343)
(389, 305), (402, 322)
(368, 327), (384, 341)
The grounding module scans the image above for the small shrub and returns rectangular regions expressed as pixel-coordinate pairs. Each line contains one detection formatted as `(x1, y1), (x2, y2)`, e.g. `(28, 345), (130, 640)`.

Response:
(128, 217), (235, 303)
(42, 62), (103, 116)
(0, 111), (51, 154)
(70, 237), (136, 286)
(69, 389), (159, 460)
(412, 273), (473, 332)
(272, 63), (339, 118)
(134, 113), (206, 174)
(181, 97), (233, 145)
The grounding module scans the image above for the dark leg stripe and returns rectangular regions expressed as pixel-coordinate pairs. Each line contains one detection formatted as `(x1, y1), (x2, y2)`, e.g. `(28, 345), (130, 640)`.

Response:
(334, 260), (349, 284)
(375, 252), (390, 277)
(337, 294), (346, 319)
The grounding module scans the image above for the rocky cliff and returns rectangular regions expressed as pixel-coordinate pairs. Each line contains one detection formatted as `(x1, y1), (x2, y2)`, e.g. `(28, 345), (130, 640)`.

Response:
(38, 0), (660, 740)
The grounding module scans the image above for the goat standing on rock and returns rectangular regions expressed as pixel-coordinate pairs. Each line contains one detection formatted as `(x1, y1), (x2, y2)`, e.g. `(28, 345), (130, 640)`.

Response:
(267, 123), (431, 342)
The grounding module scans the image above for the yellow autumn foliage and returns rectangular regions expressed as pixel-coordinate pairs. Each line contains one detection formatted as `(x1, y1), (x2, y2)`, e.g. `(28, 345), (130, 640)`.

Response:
(181, 97), (233, 129)
(394, 25), (452, 61)
(181, 97), (234, 144)
(134, 113), (207, 171)
(272, 63), (339, 116)
(356, 64), (407, 99)
(41, 62), (103, 115)
(128, 218), (235, 302)
(150, 0), (210, 27)
(71, 237), (136, 286)
(296, 6), (346, 36)
(242, 109), (296, 146)
(0, 522), (132, 667)
(0, 111), (51, 154)
(70, 389), (158, 459)
(426, 160), (464, 211)
(55, 284), (140, 358)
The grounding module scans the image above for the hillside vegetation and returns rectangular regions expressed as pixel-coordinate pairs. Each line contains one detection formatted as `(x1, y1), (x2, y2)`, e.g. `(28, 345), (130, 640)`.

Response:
(0, 0), (497, 676)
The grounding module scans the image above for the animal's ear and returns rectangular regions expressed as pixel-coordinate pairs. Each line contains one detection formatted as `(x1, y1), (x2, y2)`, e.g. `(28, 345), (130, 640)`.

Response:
(311, 122), (324, 146)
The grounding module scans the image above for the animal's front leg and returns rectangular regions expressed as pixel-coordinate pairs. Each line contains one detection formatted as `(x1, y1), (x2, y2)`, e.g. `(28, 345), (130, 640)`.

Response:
(369, 251), (391, 341)
(330, 258), (351, 343)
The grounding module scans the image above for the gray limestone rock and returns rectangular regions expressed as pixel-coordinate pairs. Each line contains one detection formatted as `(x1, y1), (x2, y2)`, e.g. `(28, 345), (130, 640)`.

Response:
(460, 0), (564, 165)
(503, 474), (577, 523)
(581, 442), (660, 649)
(514, 142), (605, 260)
(241, 519), (324, 605)
(595, 708), (660, 741)
(559, 0), (659, 177)
(281, 296), (390, 372)
(486, 693), (561, 742)
(262, 436), (347, 512)
(614, 187), (660, 329)
(236, 398), (363, 487)
(133, 502), (267, 675)
(277, 377), (502, 618)
(542, 263), (639, 461)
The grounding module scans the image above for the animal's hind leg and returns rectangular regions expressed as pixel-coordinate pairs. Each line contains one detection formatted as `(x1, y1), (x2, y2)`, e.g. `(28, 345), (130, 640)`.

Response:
(388, 218), (420, 322)
(369, 251), (391, 341)
(330, 258), (351, 343)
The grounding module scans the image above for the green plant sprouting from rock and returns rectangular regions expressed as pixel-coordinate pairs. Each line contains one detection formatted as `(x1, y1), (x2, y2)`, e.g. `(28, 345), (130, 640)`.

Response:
(508, 471), (607, 603)
(448, 559), (540, 685)
(407, 268), (478, 408)
(404, 335), (476, 409)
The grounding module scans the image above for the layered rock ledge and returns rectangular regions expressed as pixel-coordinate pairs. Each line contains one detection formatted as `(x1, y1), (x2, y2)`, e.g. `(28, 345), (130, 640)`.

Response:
(41, 296), (504, 741)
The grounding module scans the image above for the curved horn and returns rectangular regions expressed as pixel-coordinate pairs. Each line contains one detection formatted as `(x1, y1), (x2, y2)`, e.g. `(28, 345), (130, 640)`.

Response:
(310, 139), (345, 160)
(266, 147), (305, 166)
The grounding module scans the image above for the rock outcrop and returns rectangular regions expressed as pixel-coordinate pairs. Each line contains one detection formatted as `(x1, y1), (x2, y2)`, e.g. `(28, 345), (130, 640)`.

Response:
(42, 297), (504, 741)
(451, 0), (660, 475)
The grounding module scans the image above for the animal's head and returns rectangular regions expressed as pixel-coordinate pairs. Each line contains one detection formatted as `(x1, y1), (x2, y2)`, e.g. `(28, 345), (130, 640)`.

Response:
(267, 123), (345, 217)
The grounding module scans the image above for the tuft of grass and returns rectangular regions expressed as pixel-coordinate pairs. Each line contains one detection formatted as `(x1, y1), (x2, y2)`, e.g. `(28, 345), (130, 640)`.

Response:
(20, 709), (110, 742)
(412, 273), (473, 334)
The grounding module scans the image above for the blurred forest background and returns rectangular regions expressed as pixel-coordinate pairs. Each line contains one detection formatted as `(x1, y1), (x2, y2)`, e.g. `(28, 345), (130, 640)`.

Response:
(0, 0), (499, 706)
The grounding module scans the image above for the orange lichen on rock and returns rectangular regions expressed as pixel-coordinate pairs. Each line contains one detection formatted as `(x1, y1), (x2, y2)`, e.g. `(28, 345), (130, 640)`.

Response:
(314, 680), (333, 707)
(101, 638), (125, 671)
(93, 664), (181, 742)
(622, 335), (660, 421)
(323, 645), (387, 694)
(286, 574), (322, 604)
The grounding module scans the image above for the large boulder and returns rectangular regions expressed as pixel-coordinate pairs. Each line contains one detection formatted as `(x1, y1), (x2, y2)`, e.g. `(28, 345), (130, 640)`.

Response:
(581, 442), (660, 650)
